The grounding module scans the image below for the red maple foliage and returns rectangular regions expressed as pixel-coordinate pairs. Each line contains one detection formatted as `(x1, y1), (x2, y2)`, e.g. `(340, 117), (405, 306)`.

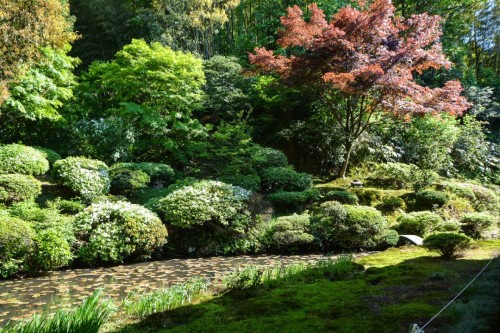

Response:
(249, 0), (471, 177)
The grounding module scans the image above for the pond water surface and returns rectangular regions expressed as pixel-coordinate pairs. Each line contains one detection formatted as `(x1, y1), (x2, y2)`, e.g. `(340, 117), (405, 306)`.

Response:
(0, 254), (356, 326)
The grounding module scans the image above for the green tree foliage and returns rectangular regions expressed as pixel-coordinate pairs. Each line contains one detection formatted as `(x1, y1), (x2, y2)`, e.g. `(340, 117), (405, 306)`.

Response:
(201, 56), (252, 123)
(0, 0), (76, 104)
(0, 46), (79, 121)
(72, 39), (206, 163)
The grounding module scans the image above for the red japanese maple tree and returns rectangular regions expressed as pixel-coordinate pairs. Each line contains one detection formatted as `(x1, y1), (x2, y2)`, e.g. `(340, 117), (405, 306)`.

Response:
(249, 0), (471, 178)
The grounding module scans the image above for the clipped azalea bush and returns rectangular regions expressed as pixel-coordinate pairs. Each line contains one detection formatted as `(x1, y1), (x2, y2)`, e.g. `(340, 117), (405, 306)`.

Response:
(111, 162), (175, 183)
(0, 174), (42, 204)
(0, 216), (35, 278)
(157, 180), (251, 228)
(378, 196), (406, 212)
(396, 211), (443, 237)
(264, 214), (314, 253)
(110, 168), (150, 196)
(218, 174), (261, 192)
(261, 167), (312, 193)
(423, 232), (472, 258)
(0, 144), (49, 175)
(32, 229), (73, 271)
(460, 213), (498, 239)
(53, 157), (110, 201)
(266, 188), (319, 213)
(339, 205), (389, 250)
(415, 190), (449, 210)
(74, 201), (167, 265)
(310, 201), (347, 251)
(157, 180), (259, 255)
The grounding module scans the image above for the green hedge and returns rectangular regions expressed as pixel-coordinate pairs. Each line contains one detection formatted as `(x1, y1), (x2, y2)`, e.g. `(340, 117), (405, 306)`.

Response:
(261, 167), (312, 193)
(0, 144), (49, 175)
(0, 174), (42, 204)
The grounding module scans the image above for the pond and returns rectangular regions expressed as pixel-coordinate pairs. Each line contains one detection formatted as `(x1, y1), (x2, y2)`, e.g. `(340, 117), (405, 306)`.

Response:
(0, 254), (347, 326)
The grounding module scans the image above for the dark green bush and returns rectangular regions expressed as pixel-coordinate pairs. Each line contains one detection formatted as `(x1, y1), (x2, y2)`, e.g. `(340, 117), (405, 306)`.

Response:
(378, 196), (406, 212)
(47, 198), (86, 215)
(460, 213), (498, 239)
(310, 201), (347, 250)
(0, 216), (35, 278)
(396, 211), (443, 237)
(33, 147), (62, 166)
(8, 201), (75, 244)
(32, 229), (72, 271)
(53, 157), (110, 201)
(338, 205), (389, 250)
(415, 190), (449, 210)
(110, 168), (150, 196)
(251, 146), (288, 172)
(266, 189), (319, 213)
(323, 190), (358, 204)
(261, 167), (312, 193)
(0, 144), (49, 175)
(218, 174), (261, 192)
(435, 219), (461, 233)
(423, 233), (472, 258)
(265, 214), (314, 253)
(0, 174), (42, 204)
(74, 201), (168, 265)
(377, 229), (399, 250)
(111, 162), (175, 183)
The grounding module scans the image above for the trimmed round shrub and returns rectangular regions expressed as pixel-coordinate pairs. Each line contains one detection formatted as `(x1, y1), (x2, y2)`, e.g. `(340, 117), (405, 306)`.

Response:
(261, 167), (312, 193)
(74, 201), (167, 265)
(218, 174), (261, 192)
(32, 229), (72, 271)
(33, 147), (62, 166)
(0, 144), (49, 175)
(252, 146), (288, 172)
(266, 189), (319, 213)
(157, 181), (260, 255)
(441, 197), (474, 219)
(53, 157), (110, 201)
(423, 233), (472, 258)
(111, 162), (175, 183)
(265, 214), (314, 253)
(378, 196), (406, 212)
(396, 211), (443, 237)
(0, 174), (42, 204)
(47, 198), (86, 215)
(415, 190), (449, 210)
(0, 216), (35, 278)
(110, 168), (150, 196)
(323, 190), (358, 204)
(460, 213), (498, 239)
(338, 205), (389, 250)
(311, 201), (347, 250)
(435, 219), (461, 233)
(377, 229), (399, 250)
(157, 180), (251, 228)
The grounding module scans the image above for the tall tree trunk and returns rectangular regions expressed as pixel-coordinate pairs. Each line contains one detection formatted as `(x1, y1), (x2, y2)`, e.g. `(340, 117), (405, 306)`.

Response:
(339, 139), (353, 179)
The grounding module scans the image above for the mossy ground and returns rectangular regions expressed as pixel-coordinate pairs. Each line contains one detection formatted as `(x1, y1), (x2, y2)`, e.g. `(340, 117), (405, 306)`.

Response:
(109, 240), (500, 333)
